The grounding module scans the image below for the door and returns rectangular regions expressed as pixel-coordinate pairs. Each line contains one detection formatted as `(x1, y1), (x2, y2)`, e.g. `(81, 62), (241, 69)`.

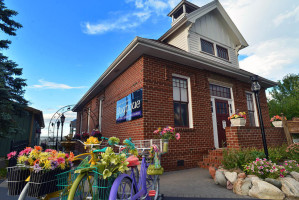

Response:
(215, 99), (230, 148)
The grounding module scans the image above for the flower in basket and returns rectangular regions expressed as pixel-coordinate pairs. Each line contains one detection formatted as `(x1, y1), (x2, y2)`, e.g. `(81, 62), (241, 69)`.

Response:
(73, 133), (81, 140)
(108, 137), (120, 146)
(91, 130), (102, 138)
(7, 151), (17, 160)
(153, 126), (180, 140)
(84, 136), (100, 145)
(82, 132), (90, 140)
(228, 112), (246, 120)
(96, 147), (129, 179)
(270, 115), (286, 122)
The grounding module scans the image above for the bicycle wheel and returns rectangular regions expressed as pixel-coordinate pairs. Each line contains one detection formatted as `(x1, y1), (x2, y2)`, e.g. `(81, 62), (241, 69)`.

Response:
(67, 172), (95, 200)
(18, 182), (29, 200)
(109, 176), (136, 200)
(147, 175), (159, 200)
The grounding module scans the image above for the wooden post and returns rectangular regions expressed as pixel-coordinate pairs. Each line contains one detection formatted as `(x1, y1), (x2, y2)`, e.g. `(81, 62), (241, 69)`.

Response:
(281, 113), (293, 145)
(28, 112), (35, 147)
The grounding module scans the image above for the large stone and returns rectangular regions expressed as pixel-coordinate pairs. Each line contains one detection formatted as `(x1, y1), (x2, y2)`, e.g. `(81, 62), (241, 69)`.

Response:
(281, 177), (299, 198)
(265, 178), (282, 189)
(209, 166), (216, 179)
(227, 180), (233, 190)
(238, 173), (246, 179)
(249, 179), (285, 200)
(224, 171), (238, 184)
(233, 178), (244, 195)
(240, 178), (252, 196)
(214, 170), (227, 187)
(290, 171), (299, 182)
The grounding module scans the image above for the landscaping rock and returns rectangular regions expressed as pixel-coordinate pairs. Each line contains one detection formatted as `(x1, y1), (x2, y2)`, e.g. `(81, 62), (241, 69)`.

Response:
(238, 173), (246, 179)
(249, 179), (285, 200)
(209, 166), (216, 179)
(224, 171), (237, 184)
(240, 178), (252, 196)
(265, 178), (282, 189)
(232, 168), (243, 174)
(247, 175), (258, 179)
(214, 170), (227, 187)
(233, 178), (243, 195)
(227, 180), (233, 190)
(281, 177), (299, 198)
(290, 171), (299, 182)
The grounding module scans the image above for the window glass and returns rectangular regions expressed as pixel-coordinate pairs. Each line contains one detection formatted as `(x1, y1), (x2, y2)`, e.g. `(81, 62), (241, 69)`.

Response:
(246, 93), (256, 126)
(210, 84), (231, 99)
(173, 77), (189, 127)
(217, 45), (229, 60)
(201, 39), (214, 55)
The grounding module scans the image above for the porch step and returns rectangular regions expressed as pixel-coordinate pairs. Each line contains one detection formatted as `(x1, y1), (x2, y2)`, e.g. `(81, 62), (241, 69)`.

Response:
(198, 149), (224, 169)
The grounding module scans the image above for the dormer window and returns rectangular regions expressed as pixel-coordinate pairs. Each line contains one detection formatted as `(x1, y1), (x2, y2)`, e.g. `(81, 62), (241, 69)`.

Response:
(201, 39), (214, 55)
(216, 45), (229, 60)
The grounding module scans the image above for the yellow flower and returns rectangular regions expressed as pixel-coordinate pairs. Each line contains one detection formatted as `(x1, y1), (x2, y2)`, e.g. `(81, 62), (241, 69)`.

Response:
(44, 160), (52, 170)
(28, 158), (34, 165)
(60, 163), (66, 170)
(18, 155), (28, 163)
(84, 136), (100, 145)
(57, 152), (66, 158)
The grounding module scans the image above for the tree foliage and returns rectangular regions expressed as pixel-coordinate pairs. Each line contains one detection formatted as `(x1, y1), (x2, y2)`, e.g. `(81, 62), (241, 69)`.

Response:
(0, 0), (27, 137)
(268, 74), (299, 120)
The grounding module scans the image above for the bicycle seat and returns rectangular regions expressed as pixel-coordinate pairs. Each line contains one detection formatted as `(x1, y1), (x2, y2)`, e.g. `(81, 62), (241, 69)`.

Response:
(93, 147), (107, 153)
(126, 155), (140, 167)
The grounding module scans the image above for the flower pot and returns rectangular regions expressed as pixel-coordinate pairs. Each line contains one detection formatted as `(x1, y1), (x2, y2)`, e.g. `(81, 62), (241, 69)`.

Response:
(272, 121), (283, 127)
(230, 118), (246, 127)
(163, 140), (169, 153)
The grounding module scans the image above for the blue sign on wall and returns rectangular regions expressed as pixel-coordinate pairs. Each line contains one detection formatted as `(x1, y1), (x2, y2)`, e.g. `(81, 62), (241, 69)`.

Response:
(116, 89), (142, 123)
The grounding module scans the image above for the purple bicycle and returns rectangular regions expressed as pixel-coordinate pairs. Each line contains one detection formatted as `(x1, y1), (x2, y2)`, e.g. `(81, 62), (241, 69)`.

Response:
(109, 139), (166, 200)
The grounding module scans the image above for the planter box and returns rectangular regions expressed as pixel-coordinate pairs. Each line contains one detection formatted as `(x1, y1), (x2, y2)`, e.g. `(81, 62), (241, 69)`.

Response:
(7, 166), (30, 195)
(28, 168), (69, 197)
(272, 121), (283, 127)
(231, 118), (246, 127)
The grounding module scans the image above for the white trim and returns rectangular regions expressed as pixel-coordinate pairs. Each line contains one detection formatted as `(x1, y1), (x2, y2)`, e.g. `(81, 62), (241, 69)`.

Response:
(80, 112), (83, 133)
(98, 99), (103, 132)
(172, 73), (193, 128)
(209, 80), (235, 148)
(87, 108), (90, 133)
(245, 91), (259, 127)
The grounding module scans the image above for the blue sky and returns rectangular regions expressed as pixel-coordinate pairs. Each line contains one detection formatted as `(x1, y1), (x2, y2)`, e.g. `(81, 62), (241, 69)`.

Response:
(2, 0), (299, 136)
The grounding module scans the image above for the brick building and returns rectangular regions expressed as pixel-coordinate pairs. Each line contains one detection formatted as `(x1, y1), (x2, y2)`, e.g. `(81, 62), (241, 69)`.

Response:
(73, 0), (280, 170)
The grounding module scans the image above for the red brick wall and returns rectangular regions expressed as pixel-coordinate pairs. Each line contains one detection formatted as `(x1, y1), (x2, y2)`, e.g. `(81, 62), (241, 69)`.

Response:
(226, 127), (287, 149)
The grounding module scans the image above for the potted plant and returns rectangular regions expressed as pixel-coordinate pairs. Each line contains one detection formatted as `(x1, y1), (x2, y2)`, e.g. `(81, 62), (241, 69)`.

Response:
(81, 132), (90, 141)
(91, 130), (102, 140)
(228, 112), (247, 126)
(270, 115), (286, 127)
(153, 126), (180, 153)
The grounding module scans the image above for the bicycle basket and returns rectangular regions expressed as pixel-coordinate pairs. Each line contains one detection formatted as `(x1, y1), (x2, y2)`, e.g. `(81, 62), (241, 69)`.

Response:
(92, 170), (116, 200)
(7, 166), (30, 195)
(56, 169), (78, 200)
(133, 139), (168, 153)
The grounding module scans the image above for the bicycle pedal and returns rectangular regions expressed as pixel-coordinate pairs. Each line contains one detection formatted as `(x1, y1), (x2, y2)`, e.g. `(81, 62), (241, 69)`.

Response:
(148, 190), (156, 197)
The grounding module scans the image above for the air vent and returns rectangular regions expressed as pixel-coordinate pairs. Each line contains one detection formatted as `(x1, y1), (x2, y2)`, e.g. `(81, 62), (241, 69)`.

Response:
(177, 160), (184, 166)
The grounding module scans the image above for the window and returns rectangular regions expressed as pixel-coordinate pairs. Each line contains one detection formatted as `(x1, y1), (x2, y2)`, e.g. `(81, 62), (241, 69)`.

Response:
(246, 93), (256, 126)
(201, 39), (214, 55)
(210, 84), (231, 99)
(216, 45), (229, 60)
(98, 98), (103, 132)
(173, 77), (189, 127)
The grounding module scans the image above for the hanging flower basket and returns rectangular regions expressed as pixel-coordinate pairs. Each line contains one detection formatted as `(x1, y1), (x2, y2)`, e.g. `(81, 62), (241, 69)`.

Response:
(272, 121), (283, 127)
(230, 118), (246, 127)
(7, 166), (30, 195)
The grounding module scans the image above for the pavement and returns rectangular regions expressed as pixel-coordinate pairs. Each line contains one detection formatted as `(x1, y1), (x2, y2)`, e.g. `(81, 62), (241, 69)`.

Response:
(0, 168), (255, 200)
(160, 168), (255, 199)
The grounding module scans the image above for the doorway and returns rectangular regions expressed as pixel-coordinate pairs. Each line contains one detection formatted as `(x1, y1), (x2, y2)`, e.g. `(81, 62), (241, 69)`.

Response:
(215, 99), (231, 147)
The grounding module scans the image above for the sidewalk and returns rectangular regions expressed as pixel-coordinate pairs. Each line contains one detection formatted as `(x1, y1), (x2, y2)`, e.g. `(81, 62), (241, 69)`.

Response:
(160, 168), (255, 199)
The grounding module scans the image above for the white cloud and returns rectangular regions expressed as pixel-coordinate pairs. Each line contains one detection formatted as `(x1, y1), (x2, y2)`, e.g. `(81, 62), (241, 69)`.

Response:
(273, 5), (299, 26)
(30, 79), (86, 89)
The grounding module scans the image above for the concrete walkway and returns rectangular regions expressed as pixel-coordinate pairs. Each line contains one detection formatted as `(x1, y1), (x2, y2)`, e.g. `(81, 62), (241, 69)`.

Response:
(160, 168), (255, 199)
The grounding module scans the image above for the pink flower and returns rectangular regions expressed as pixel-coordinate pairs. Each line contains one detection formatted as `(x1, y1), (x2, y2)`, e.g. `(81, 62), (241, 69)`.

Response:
(57, 157), (65, 164)
(175, 133), (180, 140)
(7, 151), (17, 160)
(45, 149), (53, 152)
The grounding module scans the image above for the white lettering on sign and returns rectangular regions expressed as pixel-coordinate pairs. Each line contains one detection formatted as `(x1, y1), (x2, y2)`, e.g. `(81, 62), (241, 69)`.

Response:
(116, 100), (141, 116)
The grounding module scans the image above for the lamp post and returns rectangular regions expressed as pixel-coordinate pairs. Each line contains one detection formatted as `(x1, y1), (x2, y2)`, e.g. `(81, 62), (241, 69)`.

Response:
(60, 114), (66, 141)
(250, 75), (269, 159)
(56, 120), (60, 150)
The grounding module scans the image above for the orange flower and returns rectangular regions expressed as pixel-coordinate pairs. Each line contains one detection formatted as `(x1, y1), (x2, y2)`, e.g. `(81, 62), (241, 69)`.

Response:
(69, 152), (74, 162)
(34, 146), (42, 151)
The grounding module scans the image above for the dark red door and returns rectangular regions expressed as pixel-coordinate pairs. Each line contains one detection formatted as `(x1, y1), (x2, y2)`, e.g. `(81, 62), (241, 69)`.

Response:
(215, 99), (231, 148)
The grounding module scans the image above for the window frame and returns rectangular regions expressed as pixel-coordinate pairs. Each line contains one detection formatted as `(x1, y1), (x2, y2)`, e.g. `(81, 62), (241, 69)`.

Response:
(200, 38), (215, 55)
(216, 45), (229, 61)
(172, 74), (193, 128)
(245, 91), (259, 127)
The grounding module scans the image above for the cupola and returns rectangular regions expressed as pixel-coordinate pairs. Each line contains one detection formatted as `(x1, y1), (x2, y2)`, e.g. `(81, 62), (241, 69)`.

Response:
(168, 0), (199, 26)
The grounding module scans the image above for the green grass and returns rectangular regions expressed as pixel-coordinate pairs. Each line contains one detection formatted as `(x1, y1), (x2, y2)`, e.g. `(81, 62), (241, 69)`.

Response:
(0, 168), (7, 179)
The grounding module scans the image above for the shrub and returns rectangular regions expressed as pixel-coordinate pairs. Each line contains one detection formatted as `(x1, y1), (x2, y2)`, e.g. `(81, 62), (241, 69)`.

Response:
(268, 145), (288, 163)
(281, 160), (299, 173)
(286, 143), (299, 161)
(243, 158), (287, 179)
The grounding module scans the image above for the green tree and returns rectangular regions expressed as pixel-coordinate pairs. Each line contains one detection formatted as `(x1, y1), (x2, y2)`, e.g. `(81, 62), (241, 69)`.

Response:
(0, 0), (27, 137)
(268, 74), (299, 120)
